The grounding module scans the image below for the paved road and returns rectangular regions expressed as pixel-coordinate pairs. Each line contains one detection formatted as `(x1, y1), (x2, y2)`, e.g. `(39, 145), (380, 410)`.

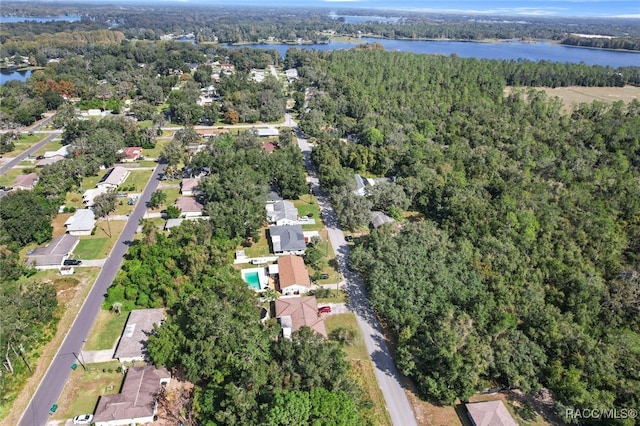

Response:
(19, 162), (166, 426)
(0, 132), (61, 177)
(287, 114), (418, 426)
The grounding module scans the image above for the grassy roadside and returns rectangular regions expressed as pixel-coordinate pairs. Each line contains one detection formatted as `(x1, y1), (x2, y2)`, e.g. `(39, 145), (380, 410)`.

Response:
(325, 313), (392, 426)
(2, 268), (101, 424)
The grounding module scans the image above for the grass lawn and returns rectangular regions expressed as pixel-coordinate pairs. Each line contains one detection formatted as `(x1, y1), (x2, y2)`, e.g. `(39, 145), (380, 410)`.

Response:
(74, 238), (110, 259)
(50, 361), (124, 421)
(117, 169), (153, 193)
(0, 168), (25, 187)
(325, 313), (392, 426)
(1, 133), (45, 157)
(241, 227), (272, 258)
(32, 140), (63, 157)
(313, 289), (347, 304)
(84, 310), (128, 351)
(142, 136), (171, 159)
(294, 196), (324, 231)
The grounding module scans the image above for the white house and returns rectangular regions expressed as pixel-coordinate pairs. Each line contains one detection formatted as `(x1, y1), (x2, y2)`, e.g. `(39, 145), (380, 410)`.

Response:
(266, 200), (299, 226)
(64, 209), (96, 236)
(82, 187), (109, 207)
(277, 255), (311, 296)
(97, 166), (130, 190)
(269, 225), (306, 255)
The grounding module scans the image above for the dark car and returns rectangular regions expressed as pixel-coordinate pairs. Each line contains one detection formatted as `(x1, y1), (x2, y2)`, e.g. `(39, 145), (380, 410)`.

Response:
(317, 306), (332, 314)
(36, 155), (45, 160)
(344, 235), (354, 242)
(63, 259), (82, 266)
(320, 273), (329, 280)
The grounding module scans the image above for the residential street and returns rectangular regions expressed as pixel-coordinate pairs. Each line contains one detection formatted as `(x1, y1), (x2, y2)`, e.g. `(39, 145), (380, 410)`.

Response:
(18, 162), (166, 426)
(287, 113), (418, 426)
(0, 132), (61, 176)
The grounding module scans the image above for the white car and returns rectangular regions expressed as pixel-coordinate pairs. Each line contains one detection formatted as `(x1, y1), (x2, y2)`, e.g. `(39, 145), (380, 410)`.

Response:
(73, 414), (93, 424)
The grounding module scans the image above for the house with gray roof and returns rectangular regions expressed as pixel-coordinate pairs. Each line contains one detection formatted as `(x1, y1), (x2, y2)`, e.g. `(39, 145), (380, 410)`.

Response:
(26, 234), (79, 269)
(371, 211), (395, 229)
(64, 209), (96, 236)
(93, 365), (171, 426)
(269, 225), (307, 255)
(113, 308), (165, 363)
(266, 200), (299, 226)
(97, 166), (130, 190)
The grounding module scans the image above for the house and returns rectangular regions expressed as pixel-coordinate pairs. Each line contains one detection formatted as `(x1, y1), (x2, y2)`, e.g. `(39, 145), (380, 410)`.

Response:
(26, 234), (79, 269)
(43, 145), (70, 158)
(164, 216), (210, 231)
(113, 308), (165, 362)
(82, 187), (109, 207)
(275, 296), (327, 339)
(118, 147), (142, 162)
(64, 209), (96, 236)
(251, 127), (279, 138)
(35, 155), (64, 167)
(196, 128), (229, 138)
(266, 200), (299, 226)
(370, 211), (395, 229)
(263, 141), (277, 152)
(93, 365), (171, 426)
(285, 68), (299, 81)
(180, 178), (201, 196)
(277, 255), (311, 296)
(174, 196), (204, 217)
(269, 225), (306, 255)
(267, 189), (283, 204)
(97, 166), (130, 190)
(13, 172), (39, 191)
(465, 400), (518, 426)
(353, 174), (375, 196)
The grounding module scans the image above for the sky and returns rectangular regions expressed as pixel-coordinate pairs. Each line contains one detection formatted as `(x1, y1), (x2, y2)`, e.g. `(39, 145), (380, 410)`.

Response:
(146, 0), (640, 18)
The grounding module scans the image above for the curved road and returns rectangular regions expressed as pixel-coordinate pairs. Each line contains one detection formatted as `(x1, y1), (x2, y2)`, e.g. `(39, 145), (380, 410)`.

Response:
(286, 114), (418, 426)
(19, 162), (166, 426)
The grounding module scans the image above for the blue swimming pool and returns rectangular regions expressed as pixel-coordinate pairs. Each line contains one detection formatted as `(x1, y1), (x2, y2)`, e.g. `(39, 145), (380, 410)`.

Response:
(244, 271), (261, 290)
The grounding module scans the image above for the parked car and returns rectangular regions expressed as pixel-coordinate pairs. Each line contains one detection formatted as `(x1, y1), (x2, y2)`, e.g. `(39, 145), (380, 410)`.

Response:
(317, 306), (332, 314)
(344, 235), (354, 242)
(320, 273), (329, 280)
(36, 155), (45, 160)
(63, 259), (82, 266)
(73, 414), (93, 424)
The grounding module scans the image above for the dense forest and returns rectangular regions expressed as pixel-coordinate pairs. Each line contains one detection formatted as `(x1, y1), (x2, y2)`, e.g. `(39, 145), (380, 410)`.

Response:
(294, 48), (640, 423)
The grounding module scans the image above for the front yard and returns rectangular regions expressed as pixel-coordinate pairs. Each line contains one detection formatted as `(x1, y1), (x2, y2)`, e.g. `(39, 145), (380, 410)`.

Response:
(84, 310), (128, 351)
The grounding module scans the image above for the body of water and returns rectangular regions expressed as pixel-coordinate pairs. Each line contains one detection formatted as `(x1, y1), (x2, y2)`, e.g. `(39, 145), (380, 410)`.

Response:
(229, 38), (640, 67)
(0, 15), (81, 24)
(0, 69), (32, 85)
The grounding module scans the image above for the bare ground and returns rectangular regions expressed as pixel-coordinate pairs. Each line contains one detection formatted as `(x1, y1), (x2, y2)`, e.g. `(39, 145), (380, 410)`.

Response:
(506, 85), (640, 113)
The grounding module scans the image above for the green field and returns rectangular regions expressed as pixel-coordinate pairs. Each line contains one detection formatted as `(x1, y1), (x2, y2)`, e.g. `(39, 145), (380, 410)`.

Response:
(74, 238), (110, 259)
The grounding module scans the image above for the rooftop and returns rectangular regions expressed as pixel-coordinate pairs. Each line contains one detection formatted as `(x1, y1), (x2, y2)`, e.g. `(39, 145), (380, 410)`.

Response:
(181, 178), (200, 193)
(277, 255), (311, 290)
(267, 200), (298, 223)
(93, 365), (171, 424)
(371, 211), (395, 229)
(275, 296), (327, 338)
(98, 166), (129, 187)
(26, 234), (79, 267)
(269, 225), (306, 253)
(13, 172), (39, 189)
(113, 308), (165, 361)
(466, 400), (518, 426)
(175, 196), (204, 213)
(64, 209), (96, 232)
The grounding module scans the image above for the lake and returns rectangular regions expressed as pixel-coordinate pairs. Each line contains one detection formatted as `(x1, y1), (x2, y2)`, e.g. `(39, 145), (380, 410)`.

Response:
(0, 16), (81, 23)
(0, 69), (32, 85)
(229, 37), (640, 68)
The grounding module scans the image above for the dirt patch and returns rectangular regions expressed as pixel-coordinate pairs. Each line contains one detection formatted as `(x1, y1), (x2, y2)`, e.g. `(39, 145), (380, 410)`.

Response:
(51, 212), (72, 237)
(506, 85), (640, 114)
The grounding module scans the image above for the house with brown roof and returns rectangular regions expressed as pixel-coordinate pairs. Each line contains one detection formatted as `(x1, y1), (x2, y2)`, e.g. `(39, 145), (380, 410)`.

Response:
(465, 400), (518, 426)
(277, 255), (311, 296)
(174, 196), (204, 217)
(93, 365), (171, 426)
(180, 178), (201, 196)
(13, 172), (39, 191)
(275, 296), (327, 339)
(113, 308), (165, 363)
